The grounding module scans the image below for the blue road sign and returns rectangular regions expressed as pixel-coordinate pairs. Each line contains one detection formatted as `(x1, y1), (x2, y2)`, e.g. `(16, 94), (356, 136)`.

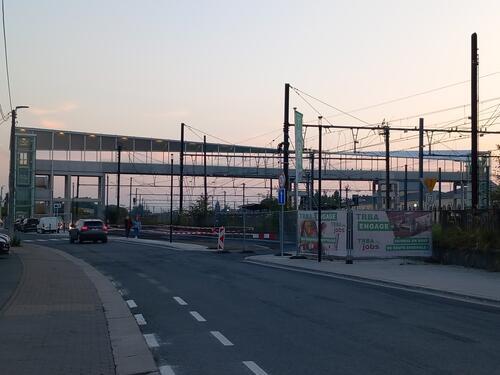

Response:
(278, 188), (286, 205)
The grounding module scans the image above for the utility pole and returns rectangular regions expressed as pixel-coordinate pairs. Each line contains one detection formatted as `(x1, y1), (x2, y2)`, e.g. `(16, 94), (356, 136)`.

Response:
(170, 155), (173, 243)
(438, 167), (442, 211)
(129, 177), (132, 212)
(384, 125), (390, 210)
(283, 83), (290, 206)
(203, 135), (208, 213)
(317, 117), (323, 263)
(419, 118), (424, 210)
(404, 164), (408, 211)
(116, 145), (122, 224)
(7, 109), (16, 235)
(339, 180), (342, 209)
(179, 123), (185, 214)
(72, 182), (75, 221)
(242, 183), (246, 206)
(471, 32), (479, 209)
(106, 175), (109, 223)
(223, 191), (226, 209)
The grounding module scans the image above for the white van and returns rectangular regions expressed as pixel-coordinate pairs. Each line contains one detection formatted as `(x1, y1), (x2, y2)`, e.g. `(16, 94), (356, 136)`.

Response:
(37, 217), (59, 233)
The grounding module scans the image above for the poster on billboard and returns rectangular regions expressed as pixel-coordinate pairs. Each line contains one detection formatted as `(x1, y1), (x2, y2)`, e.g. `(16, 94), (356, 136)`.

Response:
(297, 210), (347, 256)
(353, 211), (432, 257)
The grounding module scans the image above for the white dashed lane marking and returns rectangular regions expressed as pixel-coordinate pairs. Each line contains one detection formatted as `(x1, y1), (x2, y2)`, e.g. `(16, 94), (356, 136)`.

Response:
(243, 361), (269, 375)
(173, 296), (188, 306)
(210, 331), (234, 346)
(126, 299), (137, 309)
(159, 365), (176, 375)
(143, 333), (159, 348)
(146, 278), (160, 285)
(134, 314), (147, 325)
(189, 311), (207, 322)
(137, 272), (148, 278)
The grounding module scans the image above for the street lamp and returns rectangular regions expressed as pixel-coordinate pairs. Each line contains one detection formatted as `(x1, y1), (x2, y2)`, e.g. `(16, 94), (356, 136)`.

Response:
(8, 106), (29, 237)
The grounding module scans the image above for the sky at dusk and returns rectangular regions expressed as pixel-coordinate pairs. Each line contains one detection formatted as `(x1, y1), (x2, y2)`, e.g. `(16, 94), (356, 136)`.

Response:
(1, 0), (500, 203)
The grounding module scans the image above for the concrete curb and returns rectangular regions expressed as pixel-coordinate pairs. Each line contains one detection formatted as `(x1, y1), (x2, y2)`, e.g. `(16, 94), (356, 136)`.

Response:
(49, 248), (159, 375)
(245, 257), (500, 309)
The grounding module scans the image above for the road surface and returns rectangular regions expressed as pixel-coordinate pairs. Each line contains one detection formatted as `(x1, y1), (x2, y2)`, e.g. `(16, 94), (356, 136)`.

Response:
(18, 232), (500, 375)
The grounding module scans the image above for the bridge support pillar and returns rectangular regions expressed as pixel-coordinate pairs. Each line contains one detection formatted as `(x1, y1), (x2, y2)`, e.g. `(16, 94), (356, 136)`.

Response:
(98, 175), (106, 219)
(64, 175), (72, 225)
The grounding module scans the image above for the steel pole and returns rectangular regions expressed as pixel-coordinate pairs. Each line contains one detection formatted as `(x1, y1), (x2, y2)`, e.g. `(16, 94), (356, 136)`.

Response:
(170, 156), (173, 243)
(471, 33), (479, 209)
(116, 145), (122, 224)
(419, 118), (424, 210)
(317, 120), (322, 263)
(7, 109), (16, 236)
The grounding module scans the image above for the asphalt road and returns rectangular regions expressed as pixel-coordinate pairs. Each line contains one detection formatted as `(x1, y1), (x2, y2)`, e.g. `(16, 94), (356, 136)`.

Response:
(17, 232), (500, 375)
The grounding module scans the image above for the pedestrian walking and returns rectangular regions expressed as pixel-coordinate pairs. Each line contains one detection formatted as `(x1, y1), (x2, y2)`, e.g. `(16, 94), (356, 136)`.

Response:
(124, 216), (132, 238)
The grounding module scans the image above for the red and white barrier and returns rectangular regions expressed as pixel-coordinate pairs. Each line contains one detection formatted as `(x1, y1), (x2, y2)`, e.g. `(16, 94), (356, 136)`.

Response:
(217, 226), (225, 250)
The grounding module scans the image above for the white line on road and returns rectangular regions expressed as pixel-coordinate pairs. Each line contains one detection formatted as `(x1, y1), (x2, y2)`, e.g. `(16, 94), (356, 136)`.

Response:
(147, 278), (160, 285)
(126, 299), (137, 309)
(159, 365), (176, 375)
(143, 333), (159, 348)
(173, 296), (188, 306)
(189, 311), (207, 322)
(243, 361), (269, 375)
(134, 313), (147, 325)
(24, 240), (33, 242)
(36, 239), (48, 242)
(137, 272), (148, 278)
(158, 286), (170, 293)
(210, 331), (234, 346)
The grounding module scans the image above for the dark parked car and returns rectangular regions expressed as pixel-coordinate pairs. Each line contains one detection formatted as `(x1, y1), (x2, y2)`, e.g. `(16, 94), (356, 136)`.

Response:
(21, 218), (39, 232)
(14, 219), (23, 231)
(0, 234), (10, 254)
(69, 219), (108, 243)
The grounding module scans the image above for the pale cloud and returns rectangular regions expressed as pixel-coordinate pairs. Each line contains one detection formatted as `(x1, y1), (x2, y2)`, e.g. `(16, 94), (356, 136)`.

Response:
(30, 102), (78, 116)
(40, 119), (66, 129)
(145, 110), (190, 119)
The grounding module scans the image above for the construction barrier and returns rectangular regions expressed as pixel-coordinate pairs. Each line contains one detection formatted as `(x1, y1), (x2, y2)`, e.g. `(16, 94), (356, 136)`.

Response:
(217, 226), (225, 250)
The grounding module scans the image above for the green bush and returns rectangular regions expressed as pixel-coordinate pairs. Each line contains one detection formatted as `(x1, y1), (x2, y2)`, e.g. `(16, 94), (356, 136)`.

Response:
(434, 224), (500, 253)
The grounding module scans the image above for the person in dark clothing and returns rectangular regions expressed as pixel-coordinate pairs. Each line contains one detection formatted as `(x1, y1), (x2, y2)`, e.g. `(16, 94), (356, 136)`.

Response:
(124, 216), (132, 237)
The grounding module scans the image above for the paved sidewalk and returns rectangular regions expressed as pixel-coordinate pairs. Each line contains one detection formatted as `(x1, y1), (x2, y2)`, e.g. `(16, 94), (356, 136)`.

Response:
(246, 254), (500, 306)
(0, 244), (158, 375)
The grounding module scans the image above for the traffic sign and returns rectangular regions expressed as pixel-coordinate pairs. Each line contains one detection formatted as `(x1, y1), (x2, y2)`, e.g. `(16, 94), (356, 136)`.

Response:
(423, 178), (437, 193)
(278, 173), (286, 188)
(278, 188), (286, 205)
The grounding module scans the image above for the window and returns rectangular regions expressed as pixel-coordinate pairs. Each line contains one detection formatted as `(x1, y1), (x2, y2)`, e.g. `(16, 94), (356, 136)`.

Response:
(19, 152), (28, 166)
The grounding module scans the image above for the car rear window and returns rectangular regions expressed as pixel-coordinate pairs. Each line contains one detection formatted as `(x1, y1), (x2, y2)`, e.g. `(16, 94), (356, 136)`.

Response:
(84, 221), (104, 228)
